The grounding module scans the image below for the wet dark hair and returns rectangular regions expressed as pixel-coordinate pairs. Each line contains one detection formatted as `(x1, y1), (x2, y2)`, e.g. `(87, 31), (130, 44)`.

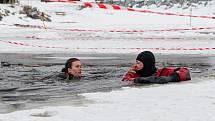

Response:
(136, 51), (157, 77)
(61, 58), (80, 73)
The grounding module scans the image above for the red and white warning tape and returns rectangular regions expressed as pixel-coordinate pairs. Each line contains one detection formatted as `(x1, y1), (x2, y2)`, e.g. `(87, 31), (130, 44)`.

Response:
(1, 39), (215, 51)
(12, 24), (215, 33)
(1, 1), (214, 52)
(126, 8), (215, 20)
(1, 23), (215, 34)
(0, 40), (69, 49)
(44, 0), (76, 2)
(44, 0), (215, 20)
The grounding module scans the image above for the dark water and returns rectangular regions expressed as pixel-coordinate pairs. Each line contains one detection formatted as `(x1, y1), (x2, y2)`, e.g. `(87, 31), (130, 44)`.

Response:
(0, 53), (215, 113)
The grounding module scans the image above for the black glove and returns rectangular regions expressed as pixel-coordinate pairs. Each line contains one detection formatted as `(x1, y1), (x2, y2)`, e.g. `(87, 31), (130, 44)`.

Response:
(134, 77), (151, 83)
(134, 76), (168, 84)
(167, 72), (180, 82)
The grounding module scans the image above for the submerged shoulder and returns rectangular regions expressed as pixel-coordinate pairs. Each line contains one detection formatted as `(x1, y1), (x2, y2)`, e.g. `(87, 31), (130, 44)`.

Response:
(57, 73), (69, 80)
(57, 73), (82, 81)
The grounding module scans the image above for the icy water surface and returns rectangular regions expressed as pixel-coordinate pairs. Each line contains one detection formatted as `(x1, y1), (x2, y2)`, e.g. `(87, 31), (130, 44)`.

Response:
(0, 53), (215, 113)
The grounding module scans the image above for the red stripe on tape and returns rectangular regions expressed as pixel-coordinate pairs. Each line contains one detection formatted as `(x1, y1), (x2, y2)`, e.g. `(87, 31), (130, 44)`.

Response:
(97, 3), (107, 9)
(127, 8), (135, 11)
(84, 2), (93, 7)
(112, 5), (121, 10)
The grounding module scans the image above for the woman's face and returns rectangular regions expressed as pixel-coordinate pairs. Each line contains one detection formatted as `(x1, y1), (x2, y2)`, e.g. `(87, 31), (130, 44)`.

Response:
(68, 61), (82, 77)
(133, 60), (144, 70)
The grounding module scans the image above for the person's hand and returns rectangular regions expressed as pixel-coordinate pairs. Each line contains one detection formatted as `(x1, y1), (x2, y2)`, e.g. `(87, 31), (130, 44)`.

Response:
(131, 65), (139, 70)
(127, 65), (138, 73)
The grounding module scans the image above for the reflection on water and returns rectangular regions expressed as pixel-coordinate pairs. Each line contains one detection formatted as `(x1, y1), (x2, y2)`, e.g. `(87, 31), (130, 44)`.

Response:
(0, 53), (215, 113)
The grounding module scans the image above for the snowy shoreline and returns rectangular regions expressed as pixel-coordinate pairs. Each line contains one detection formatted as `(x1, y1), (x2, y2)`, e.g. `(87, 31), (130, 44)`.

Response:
(0, 78), (215, 121)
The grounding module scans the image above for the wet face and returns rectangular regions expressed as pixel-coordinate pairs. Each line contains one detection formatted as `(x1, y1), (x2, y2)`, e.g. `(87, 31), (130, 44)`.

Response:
(133, 60), (144, 70)
(68, 61), (82, 77)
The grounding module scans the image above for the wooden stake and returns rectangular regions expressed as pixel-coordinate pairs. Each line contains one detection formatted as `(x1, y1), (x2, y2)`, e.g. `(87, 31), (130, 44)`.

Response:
(190, 7), (192, 26)
(41, 12), (47, 30)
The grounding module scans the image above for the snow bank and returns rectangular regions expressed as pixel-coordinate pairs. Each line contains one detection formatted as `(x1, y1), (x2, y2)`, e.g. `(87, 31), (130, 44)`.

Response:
(0, 78), (215, 121)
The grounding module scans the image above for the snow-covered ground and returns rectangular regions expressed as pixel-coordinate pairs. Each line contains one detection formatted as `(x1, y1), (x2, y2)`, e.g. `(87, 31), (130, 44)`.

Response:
(0, 0), (215, 120)
(0, 0), (215, 54)
(1, 78), (215, 121)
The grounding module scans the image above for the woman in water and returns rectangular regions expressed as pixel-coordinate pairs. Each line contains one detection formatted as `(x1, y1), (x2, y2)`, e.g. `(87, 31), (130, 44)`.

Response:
(58, 58), (82, 80)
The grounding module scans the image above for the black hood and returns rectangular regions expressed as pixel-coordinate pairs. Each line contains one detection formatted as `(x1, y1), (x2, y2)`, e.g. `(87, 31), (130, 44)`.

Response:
(136, 51), (157, 77)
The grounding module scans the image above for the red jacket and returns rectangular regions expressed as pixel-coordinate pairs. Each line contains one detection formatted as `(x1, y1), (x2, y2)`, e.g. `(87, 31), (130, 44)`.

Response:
(122, 67), (191, 82)
(122, 69), (140, 81)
